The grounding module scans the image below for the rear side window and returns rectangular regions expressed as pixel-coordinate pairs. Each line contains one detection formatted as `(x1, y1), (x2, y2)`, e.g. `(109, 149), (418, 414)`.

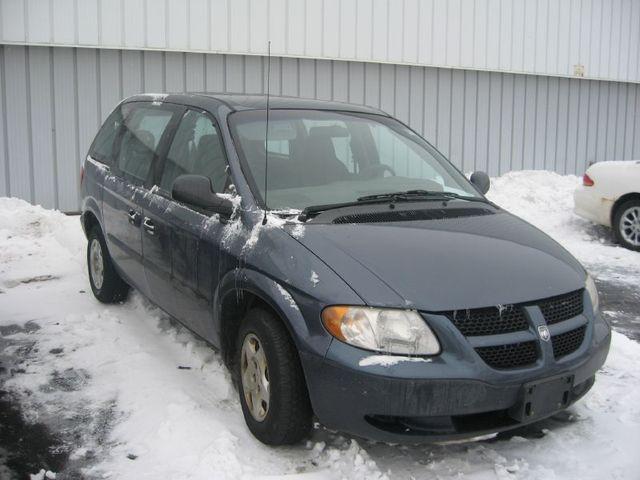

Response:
(90, 107), (125, 164)
(160, 110), (229, 193)
(115, 105), (173, 183)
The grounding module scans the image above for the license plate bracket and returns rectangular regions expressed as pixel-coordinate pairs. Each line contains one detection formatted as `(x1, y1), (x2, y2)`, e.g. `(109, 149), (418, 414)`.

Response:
(508, 374), (574, 422)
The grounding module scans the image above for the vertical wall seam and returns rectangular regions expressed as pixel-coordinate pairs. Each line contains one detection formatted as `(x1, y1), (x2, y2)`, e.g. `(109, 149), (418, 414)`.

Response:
(585, 80), (592, 165)
(385, 0), (390, 62)
(118, 50), (123, 97)
(73, 48), (81, 205)
(485, 73), (491, 173)
(574, 80), (581, 172)
(553, 80), (560, 171)
(96, 50), (102, 120)
(498, 74), (503, 173)
(419, 67), (425, 135)
(120, 0), (125, 45)
(448, 69), (453, 162)
(183, 52), (187, 92)
(631, 84), (638, 157)
(611, 82), (620, 158)
(621, 82), (629, 158)
(140, 50), (145, 91)
(23, 0), (29, 42)
(165, 0), (170, 50)
(461, 70), (466, 170)
(473, 71), (479, 172)
(520, 76), (526, 171)
(415, 0), (421, 64)
(532, 76), (538, 167)
(49, 47), (59, 209)
(594, 80), (601, 161)
(603, 83), (610, 158)
(1, 47), (10, 196)
(509, 76), (515, 172)
(563, 80), (570, 173)
(144, 0), (149, 49)
(25, 47), (35, 203)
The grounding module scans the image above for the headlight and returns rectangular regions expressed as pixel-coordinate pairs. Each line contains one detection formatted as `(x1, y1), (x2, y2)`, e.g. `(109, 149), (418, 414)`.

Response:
(321, 306), (440, 355)
(586, 274), (599, 313)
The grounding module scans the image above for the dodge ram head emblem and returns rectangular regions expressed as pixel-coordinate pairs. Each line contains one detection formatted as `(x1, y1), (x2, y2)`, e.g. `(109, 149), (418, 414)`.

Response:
(538, 325), (551, 342)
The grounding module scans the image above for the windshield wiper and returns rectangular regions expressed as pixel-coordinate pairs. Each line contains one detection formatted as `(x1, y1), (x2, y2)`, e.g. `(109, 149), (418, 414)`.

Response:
(357, 189), (491, 204)
(298, 190), (493, 222)
(357, 190), (482, 202)
(298, 197), (392, 221)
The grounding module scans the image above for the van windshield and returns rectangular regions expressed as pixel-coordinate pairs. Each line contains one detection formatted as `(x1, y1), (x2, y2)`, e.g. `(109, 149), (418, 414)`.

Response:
(228, 109), (481, 211)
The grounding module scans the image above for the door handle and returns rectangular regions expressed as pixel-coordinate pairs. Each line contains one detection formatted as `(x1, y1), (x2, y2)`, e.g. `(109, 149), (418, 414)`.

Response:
(127, 209), (139, 224)
(143, 217), (155, 235)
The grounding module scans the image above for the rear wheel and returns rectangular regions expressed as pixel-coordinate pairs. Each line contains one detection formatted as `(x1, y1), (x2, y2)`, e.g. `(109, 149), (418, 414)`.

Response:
(235, 308), (312, 445)
(87, 226), (130, 303)
(613, 199), (640, 251)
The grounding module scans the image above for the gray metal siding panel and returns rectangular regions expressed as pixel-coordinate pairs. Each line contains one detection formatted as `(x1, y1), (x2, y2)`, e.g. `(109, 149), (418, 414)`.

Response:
(3, 0), (640, 84)
(28, 46), (56, 207)
(4, 45), (32, 202)
(1, 45), (639, 212)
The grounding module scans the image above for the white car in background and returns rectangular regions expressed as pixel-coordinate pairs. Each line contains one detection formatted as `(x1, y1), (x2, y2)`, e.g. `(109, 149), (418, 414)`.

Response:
(574, 160), (640, 251)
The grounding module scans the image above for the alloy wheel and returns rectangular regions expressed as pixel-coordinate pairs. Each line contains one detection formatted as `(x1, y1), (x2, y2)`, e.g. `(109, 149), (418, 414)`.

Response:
(620, 206), (640, 247)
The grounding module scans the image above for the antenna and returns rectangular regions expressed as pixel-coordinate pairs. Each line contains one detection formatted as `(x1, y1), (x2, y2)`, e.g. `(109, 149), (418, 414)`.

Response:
(262, 41), (272, 225)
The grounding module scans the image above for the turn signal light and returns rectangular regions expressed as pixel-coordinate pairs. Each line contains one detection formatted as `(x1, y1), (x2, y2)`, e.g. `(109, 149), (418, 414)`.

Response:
(583, 173), (594, 186)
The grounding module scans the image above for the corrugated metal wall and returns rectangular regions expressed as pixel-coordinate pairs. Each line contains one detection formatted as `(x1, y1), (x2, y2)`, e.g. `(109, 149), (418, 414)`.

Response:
(1, 0), (639, 84)
(1, 44), (639, 212)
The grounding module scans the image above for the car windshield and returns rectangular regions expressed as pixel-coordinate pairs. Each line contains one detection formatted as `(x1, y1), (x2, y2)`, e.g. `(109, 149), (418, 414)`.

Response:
(228, 109), (481, 211)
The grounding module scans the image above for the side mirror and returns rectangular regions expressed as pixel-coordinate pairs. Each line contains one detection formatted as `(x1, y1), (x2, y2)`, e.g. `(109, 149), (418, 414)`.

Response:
(470, 171), (490, 194)
(172, 174), (234, 216)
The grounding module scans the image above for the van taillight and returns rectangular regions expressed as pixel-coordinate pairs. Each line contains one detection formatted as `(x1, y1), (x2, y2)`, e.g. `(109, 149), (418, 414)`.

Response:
(80, 165), (85, 185)
(583, 173), (594, 186)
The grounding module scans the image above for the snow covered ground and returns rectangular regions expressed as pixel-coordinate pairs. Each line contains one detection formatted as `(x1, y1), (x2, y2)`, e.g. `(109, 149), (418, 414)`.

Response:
(0, 170), (639, 479)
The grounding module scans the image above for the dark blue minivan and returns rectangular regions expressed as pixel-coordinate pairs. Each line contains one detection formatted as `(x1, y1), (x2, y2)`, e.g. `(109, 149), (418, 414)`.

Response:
(80, 93), (610, 445)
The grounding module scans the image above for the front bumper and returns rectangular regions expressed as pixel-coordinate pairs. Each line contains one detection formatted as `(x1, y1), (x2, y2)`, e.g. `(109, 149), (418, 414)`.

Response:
(301, 307), (611, 443)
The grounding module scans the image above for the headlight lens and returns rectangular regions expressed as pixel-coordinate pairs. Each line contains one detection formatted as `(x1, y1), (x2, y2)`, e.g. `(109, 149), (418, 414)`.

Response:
(321, 306), (440, 355)
(586, 274), (599, 313)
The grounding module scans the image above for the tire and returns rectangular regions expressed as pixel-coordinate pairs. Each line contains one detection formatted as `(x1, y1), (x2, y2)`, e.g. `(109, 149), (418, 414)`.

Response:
(235, 308), (312, 445)
(613, 199), (640, 252)
(87, 226), (130, 303)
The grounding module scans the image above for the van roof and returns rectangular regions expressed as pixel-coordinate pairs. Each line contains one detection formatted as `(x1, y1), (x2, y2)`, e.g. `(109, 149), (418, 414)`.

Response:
(124, 93), (387, 116)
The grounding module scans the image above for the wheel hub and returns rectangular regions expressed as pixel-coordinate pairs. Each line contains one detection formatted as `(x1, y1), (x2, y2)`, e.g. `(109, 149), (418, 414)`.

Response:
(620, 206), (640, 247)
(240, 333), (270, 422)
(89, 239), (104, 289)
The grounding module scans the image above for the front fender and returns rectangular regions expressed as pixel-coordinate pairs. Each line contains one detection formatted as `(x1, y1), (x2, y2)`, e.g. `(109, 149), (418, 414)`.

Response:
(213, 268), (333, 359)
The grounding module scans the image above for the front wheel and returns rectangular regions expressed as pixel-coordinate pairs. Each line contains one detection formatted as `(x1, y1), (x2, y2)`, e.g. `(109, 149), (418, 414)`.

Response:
(87, 227), (130, 303)
(236, 308), (312, 445)
(613, 199), (640, 251)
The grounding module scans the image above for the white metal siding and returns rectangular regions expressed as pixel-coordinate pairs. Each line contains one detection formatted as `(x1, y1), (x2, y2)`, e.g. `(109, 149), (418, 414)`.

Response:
(1, 44), (639, 212)
(1, 0), (639, 83)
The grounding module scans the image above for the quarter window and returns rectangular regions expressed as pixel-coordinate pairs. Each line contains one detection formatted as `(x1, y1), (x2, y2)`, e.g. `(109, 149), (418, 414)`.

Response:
(115, 105), (173, 183)
(90, 107), (126, 164)
(160, 110), (229, 194)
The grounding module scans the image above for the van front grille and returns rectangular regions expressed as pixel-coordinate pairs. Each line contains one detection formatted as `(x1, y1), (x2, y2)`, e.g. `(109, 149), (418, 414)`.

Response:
(475, 341), (538, 369)
(445, 306), (529, 337)
(539, 289), (584, 325)
(552, 325), (587, 359)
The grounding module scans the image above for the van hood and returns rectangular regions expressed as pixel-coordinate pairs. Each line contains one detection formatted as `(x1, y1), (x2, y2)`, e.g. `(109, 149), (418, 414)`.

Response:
(288, 210), (586, 311)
